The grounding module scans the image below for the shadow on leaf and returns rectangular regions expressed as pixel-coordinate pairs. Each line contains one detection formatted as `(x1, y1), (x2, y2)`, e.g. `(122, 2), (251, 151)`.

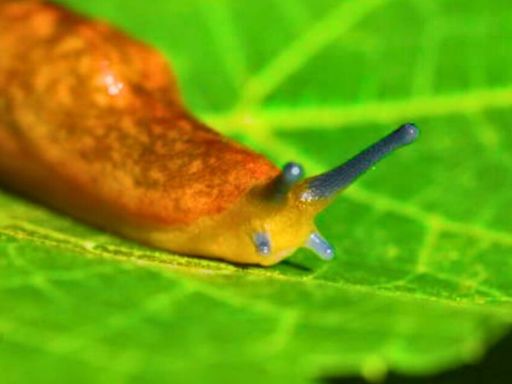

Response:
(324, 331), (512, 384)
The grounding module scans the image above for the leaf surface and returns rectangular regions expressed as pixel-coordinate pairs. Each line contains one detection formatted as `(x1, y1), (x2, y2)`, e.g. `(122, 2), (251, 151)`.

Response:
(2, 0), (512, 382)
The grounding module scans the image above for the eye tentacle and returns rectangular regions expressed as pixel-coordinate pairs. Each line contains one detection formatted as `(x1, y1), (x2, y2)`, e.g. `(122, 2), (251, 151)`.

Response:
(267, 162), (305, 201)
(301, 123), (419, 202)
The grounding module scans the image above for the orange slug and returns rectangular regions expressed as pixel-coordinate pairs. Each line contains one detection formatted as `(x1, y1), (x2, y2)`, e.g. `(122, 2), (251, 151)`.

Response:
(0, 0), (419, 266)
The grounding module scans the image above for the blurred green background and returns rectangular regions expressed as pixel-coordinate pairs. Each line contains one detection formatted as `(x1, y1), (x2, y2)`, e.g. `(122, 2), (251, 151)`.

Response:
(1, 0), (512, 383)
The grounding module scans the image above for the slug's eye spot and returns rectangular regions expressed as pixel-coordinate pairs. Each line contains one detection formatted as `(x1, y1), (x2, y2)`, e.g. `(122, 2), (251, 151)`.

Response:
(306, 232), (334, 261)
(253, 232), (272, 256)
(282, 162), (304, 183)
(397, 123), (420, 145)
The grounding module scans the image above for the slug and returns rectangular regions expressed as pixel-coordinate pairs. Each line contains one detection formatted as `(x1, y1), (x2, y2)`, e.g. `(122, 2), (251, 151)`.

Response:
(0, 0), (419, 266)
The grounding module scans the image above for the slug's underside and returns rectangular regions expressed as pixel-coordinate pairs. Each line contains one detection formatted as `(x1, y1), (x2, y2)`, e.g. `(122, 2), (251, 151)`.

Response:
(0, 0), (419, 265)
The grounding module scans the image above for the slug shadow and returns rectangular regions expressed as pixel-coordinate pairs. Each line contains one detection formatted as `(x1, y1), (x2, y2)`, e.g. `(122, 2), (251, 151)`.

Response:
(279, 259), (314, 273)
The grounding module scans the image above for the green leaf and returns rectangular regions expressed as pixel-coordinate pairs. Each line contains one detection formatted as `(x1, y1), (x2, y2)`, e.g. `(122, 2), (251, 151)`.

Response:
(2, 0), (512, 382)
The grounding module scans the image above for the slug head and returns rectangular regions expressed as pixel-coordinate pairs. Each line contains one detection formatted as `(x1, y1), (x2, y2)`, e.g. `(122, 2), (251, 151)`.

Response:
(146, 124), (419, 266)
(236, 124), (419, 266)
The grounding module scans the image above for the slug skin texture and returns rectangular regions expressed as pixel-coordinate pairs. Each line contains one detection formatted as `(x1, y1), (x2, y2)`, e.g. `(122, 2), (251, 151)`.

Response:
(0, 1), (303, 265)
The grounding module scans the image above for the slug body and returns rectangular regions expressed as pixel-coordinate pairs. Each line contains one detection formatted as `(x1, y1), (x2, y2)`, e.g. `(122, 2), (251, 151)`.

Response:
(0, 0), (419, 266)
